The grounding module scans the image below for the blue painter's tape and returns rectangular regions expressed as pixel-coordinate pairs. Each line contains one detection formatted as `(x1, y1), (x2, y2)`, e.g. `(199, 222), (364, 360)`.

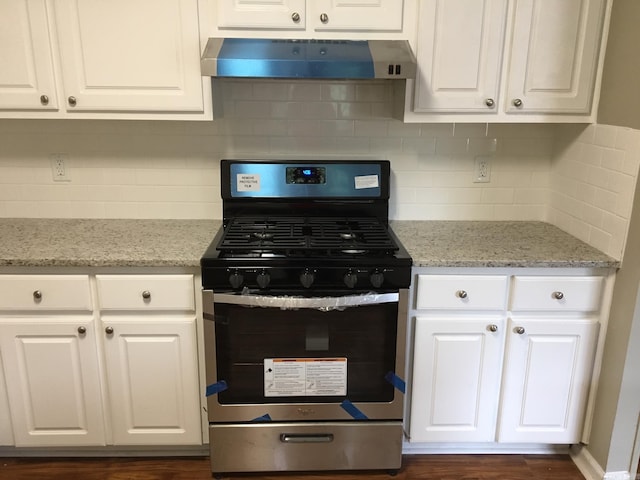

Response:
(252, 414), (272, 422)
(205, 380), (228, 397)
(340, 400), (368, 420)
(385, 371), (406, 394)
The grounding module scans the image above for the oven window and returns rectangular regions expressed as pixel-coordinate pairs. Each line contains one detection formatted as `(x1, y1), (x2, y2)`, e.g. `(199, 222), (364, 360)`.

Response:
(213, 301), (398, 404)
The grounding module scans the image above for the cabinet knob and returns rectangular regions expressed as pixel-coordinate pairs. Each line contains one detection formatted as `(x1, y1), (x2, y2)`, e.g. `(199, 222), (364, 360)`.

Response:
(105, 326), (114, 335)
(552, 291), (564, 300)
(40, 95), (49, 105)
(514, 326), (526, 335)
(291, 12), (300, 22)
(33, 290), (42, 301)
(142, 290), (151, 300)
(320, 13), (329, 23)
(77, 326), (86, 335)
(512, 98), (523, 108)
(485, 98), (495, 108)
(456, 290), (468, 299)
(488, 324), (498, 332)
(68, 96), (77, 107)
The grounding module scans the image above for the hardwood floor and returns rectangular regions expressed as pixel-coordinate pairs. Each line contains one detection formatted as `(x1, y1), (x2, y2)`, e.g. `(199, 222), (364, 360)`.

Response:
(0, 454), (586, 480)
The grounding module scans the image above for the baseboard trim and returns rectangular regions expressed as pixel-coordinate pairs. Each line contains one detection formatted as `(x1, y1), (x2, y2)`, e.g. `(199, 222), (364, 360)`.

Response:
(402, 441), (568, 455)
(570, 444), (632, 480)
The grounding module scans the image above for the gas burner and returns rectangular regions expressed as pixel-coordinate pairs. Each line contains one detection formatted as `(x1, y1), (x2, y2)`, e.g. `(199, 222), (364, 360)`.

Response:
(250, 232), (275, 241)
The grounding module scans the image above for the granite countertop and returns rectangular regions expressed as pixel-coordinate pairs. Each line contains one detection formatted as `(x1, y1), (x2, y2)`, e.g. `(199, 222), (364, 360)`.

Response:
(0, 218), (220, 267)
(0, 218), (619, 269)
(390, 220), (619, 268)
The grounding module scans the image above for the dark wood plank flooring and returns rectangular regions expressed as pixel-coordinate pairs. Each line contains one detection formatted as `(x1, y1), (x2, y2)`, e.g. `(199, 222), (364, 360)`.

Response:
(0, 454), (586, 480)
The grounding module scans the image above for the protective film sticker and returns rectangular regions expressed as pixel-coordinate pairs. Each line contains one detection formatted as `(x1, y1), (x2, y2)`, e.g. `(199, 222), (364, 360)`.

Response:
(340, 400), (368, 420)
(385, 371), (406, 394)
(205, 380), (228, 397)
(354, 174), (379, 189)
(264, 358), (347, 397)
(236, 173), (260, 192)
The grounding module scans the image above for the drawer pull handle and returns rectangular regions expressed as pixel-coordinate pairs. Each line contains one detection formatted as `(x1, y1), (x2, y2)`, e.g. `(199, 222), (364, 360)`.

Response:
(142, 290), (151, 300)
(280, 433), (333, 443)
(488, 324), (498, 332)
(77, 326), (86, 335)
(514, 326), (525, 335)
(553, 291), (564, 300)
(105, 326), (114, 335)
(33, 290), (43, 301)
(456, 290), (468, 299)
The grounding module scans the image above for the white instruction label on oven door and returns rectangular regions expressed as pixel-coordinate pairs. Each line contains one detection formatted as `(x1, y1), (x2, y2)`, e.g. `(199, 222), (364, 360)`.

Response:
(264, 358), (347, 397)
(354, 175), (379, 189)
(237, 173), (260, 192)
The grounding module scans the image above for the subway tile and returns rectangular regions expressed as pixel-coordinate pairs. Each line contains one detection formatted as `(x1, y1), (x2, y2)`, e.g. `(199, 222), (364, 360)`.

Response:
(354, 120), (389, 137)
(594, 124), (618, 148)
(337, 102), (372, 119)
(321, 83), (356, 101)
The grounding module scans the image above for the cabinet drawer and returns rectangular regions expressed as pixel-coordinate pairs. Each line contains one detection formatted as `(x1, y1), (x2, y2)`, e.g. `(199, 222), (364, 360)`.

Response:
(0, 275), (92, 311)
(510, 276), (604, 312)
(96, 275), (194, 311)
(415, 275), (509, 310)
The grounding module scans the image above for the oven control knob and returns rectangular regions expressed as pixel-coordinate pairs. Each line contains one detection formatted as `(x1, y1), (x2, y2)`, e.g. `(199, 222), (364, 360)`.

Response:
(256, 270), (271, 289)
(300, 269), (315, 288)
(228, 271), (244, 289)
(370, 271), (384, 288)
(343, 270), (358, 289)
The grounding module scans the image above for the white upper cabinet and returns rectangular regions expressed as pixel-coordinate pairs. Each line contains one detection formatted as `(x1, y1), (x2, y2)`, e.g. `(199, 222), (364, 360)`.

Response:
(0, 0), (58, 111)
(505, 0), (605, 115)
(414, 0), (508, 113)
(0, 0), (211, 120)
(214, 0), (408, 35)
(217, 0), (306, 29)
(407, 0), (609, 122)
(53, 0), (204, 113)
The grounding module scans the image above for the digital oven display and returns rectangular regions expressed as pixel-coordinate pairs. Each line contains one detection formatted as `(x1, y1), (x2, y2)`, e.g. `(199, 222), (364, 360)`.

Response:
(286, 167), (326, 184)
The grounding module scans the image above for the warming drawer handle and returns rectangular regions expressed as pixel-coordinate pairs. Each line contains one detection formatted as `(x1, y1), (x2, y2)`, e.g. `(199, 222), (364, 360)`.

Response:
(280, 433), (334, 443)
(212, 292), (399, 310)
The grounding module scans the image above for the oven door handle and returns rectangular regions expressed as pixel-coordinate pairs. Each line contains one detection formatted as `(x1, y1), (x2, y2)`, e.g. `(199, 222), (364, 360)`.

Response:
(213, 292), (399, 311)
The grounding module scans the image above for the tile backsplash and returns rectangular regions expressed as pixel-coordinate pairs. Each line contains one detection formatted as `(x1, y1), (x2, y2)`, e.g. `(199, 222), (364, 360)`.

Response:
(0, 80), (638, 260)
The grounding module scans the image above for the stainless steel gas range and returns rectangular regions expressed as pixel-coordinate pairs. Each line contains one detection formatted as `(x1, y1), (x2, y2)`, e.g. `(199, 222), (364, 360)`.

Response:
(200, 160), (412, 476)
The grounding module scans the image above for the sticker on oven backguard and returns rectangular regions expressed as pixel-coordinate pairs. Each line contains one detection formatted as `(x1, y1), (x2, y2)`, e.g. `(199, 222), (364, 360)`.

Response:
(237, 173), (260, 192)
(354, 174), (379, 189)
(264, 358), (347, 397)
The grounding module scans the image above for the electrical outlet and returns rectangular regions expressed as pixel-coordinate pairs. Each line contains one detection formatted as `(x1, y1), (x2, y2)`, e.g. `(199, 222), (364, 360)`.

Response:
(473, 156), (491, 183)
(50, 154), (70, 182)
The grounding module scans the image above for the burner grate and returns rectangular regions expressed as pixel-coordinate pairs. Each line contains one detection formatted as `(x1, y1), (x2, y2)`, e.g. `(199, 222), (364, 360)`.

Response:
(218, 217), (398, 255)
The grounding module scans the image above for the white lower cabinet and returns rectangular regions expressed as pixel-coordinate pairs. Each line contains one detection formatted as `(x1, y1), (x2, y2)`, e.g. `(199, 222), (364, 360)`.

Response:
(410, 315), (505, 442)
(408, 270), (607, 445)
(0, 348), (15, 445)
(0, 272), (202, 448)
(498, 317), (599, 443)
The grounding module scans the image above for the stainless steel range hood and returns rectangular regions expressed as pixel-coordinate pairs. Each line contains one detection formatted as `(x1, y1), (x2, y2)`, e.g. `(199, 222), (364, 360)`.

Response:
(200, 38), (416, 80)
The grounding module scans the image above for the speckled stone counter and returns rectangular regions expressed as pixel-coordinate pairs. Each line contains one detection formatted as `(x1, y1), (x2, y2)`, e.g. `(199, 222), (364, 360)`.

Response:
(390, 220), (619, 268)
(0, 219), (220, 267)
(0, 219), (619, 269)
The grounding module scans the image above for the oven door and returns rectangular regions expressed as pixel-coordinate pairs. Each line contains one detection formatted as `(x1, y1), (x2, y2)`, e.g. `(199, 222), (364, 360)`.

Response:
(202, 289), (408, 423)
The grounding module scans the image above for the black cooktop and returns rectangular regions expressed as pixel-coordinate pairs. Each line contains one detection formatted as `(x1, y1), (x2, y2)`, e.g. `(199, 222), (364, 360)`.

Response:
(217, 216), (399, 256)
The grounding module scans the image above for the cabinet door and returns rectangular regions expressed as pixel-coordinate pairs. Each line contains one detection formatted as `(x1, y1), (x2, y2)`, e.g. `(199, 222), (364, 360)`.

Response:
(505, 0), (605, 114)
(0, 319), (105, 447)
(102, 318), (201, 445)
(0, 0), (58, 111)
(0, 351), (14, 446)
(310, 0), (403, 32)
(52, 0), (204, 113)
(217, 0), (306, 29)
(498, 317), (599, 443)
(413, 0), (507, 113)
(409, 315), (505, 443)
